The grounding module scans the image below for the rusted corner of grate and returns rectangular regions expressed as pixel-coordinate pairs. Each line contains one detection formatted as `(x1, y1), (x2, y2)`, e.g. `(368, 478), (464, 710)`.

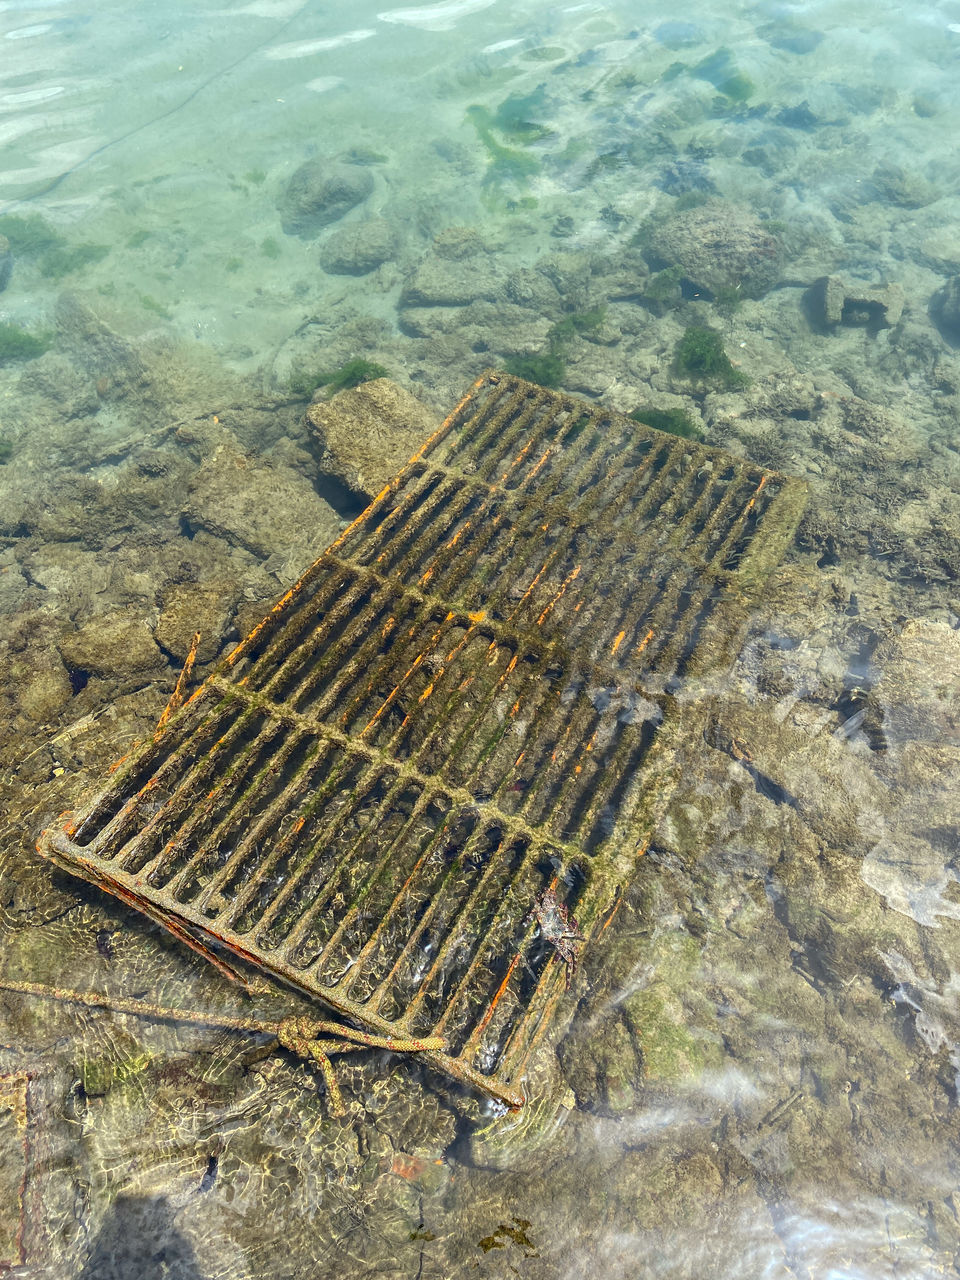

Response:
(36, 370), (806, 1112)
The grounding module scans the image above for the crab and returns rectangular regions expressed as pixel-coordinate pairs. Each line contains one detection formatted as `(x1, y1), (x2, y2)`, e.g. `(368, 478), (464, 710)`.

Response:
(527, 886), (584, 989)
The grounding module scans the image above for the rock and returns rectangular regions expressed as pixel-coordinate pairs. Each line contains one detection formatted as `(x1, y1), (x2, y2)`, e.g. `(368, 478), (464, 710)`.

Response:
(504, 266), (561, 311)
(868, 620), (960, 747)
(305, 378), (441, 497)
(184, 443), (340, 560)
(871, 162), (939, 209)
(399, 255), (503, 308)
(645, 200), (784, 298)
(154, 580), (238, 663)
(805, 275), (905, 329)
(58, 610), (166, 679)
(0, 233), (11, 292)
(54, 294), (146, 393)
(916, 229), (960, 275)
(16, 352), (99, 419)
(3, 643), (72, 722)
(431, 226), (486, 260)
(278, 159), (374, 237)
(319, 217), (398, 275)
(930, 275), (960, 345)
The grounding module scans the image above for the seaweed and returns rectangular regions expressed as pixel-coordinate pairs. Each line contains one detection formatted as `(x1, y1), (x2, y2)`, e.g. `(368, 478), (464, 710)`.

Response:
(503, 352), (566, 387)
(0, 213), (64, 257)
(492, 85), (553, 142)
(0, 437), (13, 464)
(39, 243), (109, 279)
(643, 265), (685, 306)
(466, 106), (540, 182)
(713, 283), (743, 314)
(261, 237), (281, 259)
(139, 294), (171, 318)
(674, 325), (748, 387)
(629, 406), (703, 440)
(290, 357), (390, 398)
(0, 321), (50, 362)
(547, 307), (605, 349)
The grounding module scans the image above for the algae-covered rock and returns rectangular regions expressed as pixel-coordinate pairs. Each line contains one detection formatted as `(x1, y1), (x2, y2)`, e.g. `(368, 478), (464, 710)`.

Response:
(399, 254), (503, 308)
(319, 217), (398, 275)
(154, 580), (237, 663)
(431, 225), (486, 260)
(929, 275), (960, 345)
(305, 378), (441, 497)
(278, 158), (374, 237)
(183, 442), (340, 560)
(867, 619), (960, 746)
(58, 609), (167, 680)
(645, 199), (784, 298)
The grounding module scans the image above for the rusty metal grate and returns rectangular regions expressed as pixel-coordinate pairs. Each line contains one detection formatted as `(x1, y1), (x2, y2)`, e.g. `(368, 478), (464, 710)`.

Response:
(38, 372), (806, 1108)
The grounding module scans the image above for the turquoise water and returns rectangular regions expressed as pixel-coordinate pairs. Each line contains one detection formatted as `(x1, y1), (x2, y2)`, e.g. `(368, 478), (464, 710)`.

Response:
(1, 0), (960, 1276)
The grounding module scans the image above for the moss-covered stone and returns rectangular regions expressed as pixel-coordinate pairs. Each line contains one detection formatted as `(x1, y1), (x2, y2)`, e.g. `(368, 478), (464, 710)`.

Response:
(674, 325), (748, 387)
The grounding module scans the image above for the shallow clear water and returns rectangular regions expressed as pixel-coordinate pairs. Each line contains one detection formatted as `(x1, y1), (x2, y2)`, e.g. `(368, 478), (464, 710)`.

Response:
(1, 0), (959, 1276)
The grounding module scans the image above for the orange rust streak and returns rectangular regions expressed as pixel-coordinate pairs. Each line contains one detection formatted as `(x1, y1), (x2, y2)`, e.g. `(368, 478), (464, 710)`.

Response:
(610, 630), (626, 656)
(443, 520), (471, 551)
(501, 437), (533, 483)
(536, 565), (581, 626)
(635, 628), (655, 655)
(509, 699), (522, 717)
(471, 949), (522, 1043)
(744, 474), (768, 514)
(598, 897), (623, 935)
(523, 448), (552, 484)
(360, 655), (425, 735)
(514, 750), (525, 767)
(506, 559), (550, 621)
(420, 567), (434, 585)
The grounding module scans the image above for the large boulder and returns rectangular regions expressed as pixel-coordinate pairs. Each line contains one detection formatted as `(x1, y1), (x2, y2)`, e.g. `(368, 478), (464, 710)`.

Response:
(278, 158), (374, 237)
(305, 378), (441, 497)
(319, 217), (398, 275)
(645, 199), (784, 298)
(399, 254), (503, 308)
(183, 440), (340, 559)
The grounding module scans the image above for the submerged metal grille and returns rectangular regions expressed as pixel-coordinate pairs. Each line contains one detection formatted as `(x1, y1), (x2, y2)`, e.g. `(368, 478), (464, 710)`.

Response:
(39, 372), (806, 1107)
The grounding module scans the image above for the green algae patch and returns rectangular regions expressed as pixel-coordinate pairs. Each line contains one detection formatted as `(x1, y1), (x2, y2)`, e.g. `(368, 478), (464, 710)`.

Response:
(290, 357), (390, 398)
(505, 307), (607, 389)
(0, 212), (64, 256)
(466, 105), (540, 182)
(503, 352), (565, 387)
(623, 985), (707, 1080)
(547, 307), (605, 347)
(630, 406), (703, 440)
(0, 321), (50, 363)
(692, 48), (755, 100)
(38, 242), (109, 279)
(674, 325), (748, 388)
